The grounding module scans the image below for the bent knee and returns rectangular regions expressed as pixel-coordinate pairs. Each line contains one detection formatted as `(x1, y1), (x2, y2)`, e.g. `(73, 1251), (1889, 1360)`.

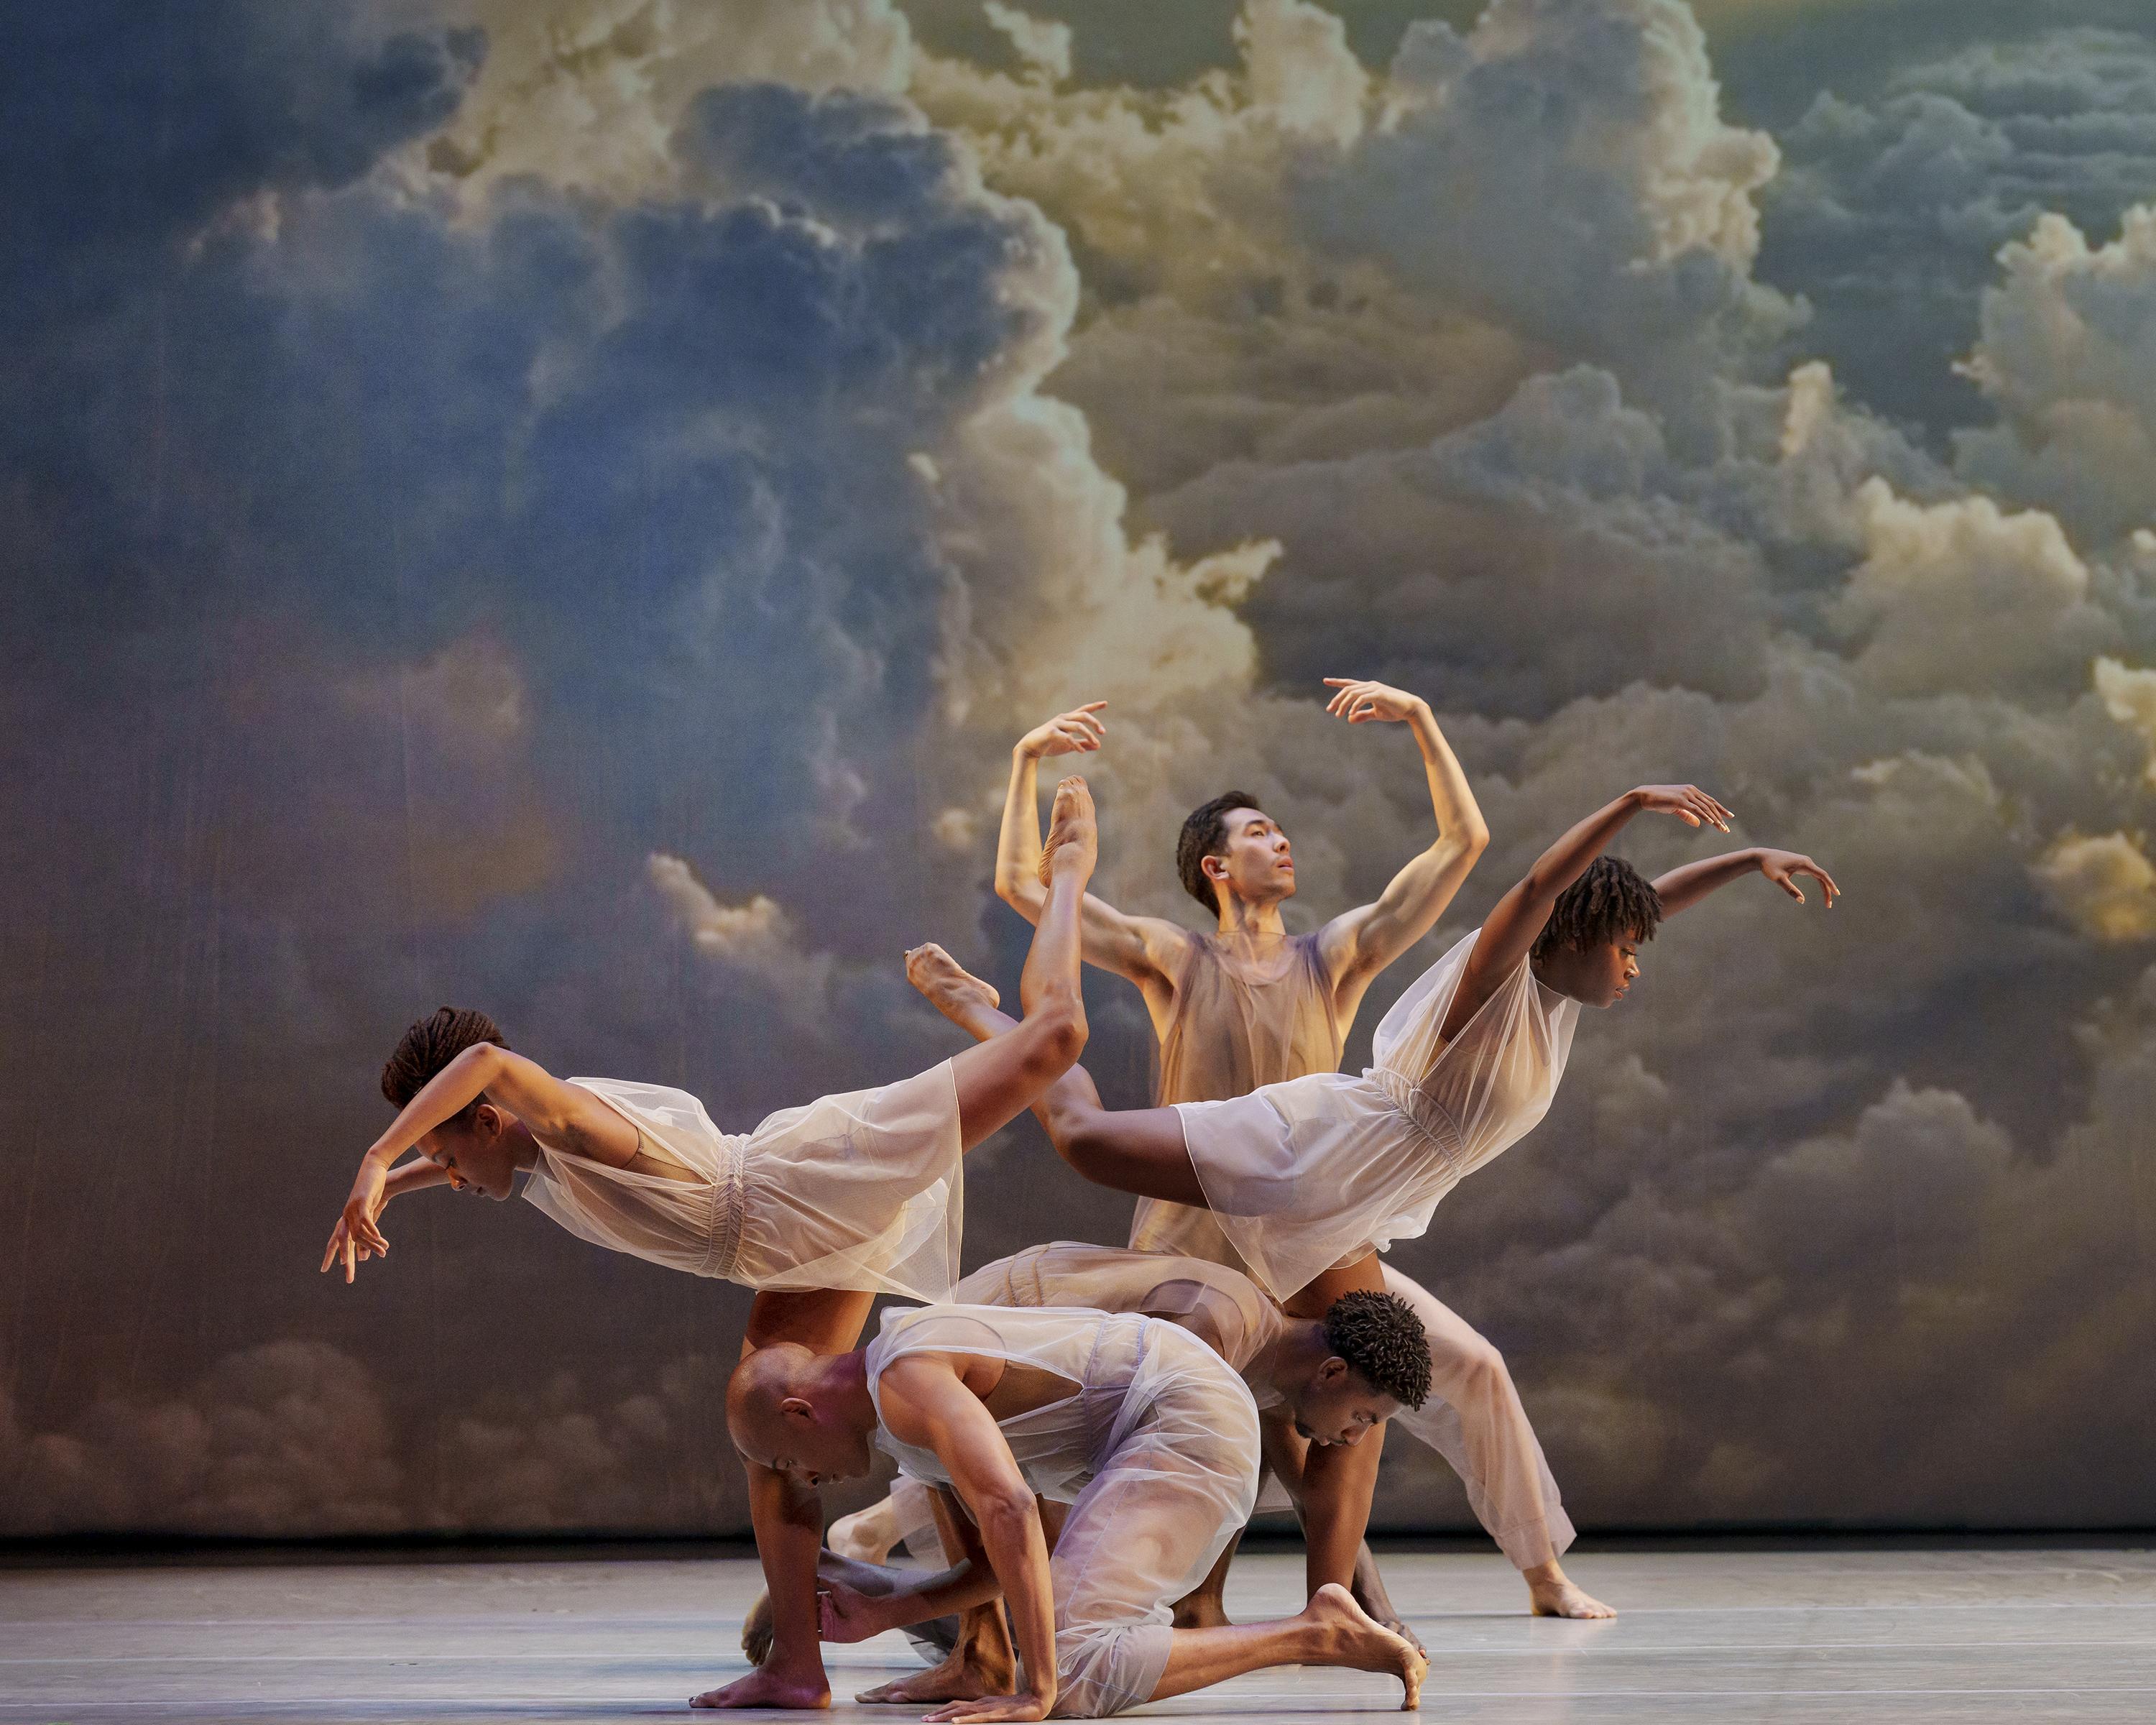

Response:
(1442, 1335), (1511, 1396)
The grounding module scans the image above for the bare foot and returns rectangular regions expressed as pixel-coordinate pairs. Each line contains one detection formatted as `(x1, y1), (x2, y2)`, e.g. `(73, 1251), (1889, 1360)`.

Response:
(1036, 776), (1097, 888)
(855, 1644), (1013, 1706)
(692, 1663), (831, 1709)
(740, 1590), (773, 1665)
(1303, 1583), (1426, 1711)
(906, 943), (1003, 1039)
(1526, 1560), (1616, 1619)
(1171, 1591), (1232, 1630)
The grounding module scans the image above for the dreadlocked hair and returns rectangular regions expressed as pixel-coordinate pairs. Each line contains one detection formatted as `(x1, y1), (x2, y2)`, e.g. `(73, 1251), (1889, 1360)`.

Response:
(1322, 1289), (1431, 1410)
(381, 1007), (508, 1121)
(1531, 855), (1663, 962)
(1176, 789), (1265, 911)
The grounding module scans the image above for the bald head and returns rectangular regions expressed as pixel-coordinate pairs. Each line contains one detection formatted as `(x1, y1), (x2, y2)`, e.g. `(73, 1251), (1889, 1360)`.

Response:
(725, 1343), (876, 1487)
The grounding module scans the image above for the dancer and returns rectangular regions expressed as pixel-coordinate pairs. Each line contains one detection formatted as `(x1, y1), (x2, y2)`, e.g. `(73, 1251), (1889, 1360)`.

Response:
(811, 1247), (1432, 1705)
(978, 760), (1838, 1614)
(997, 686), (1602, 1619)
(728, 1304), (1427, 1719)
(320, 780), (1103, 1711)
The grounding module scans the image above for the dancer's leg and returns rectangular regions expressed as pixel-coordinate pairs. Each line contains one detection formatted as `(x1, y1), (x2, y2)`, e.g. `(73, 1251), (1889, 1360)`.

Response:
(923, 778), (1098, 1152)
(911, 959), (1205, 1205)
(1379, 1266), (1611, 1618)
(1171, 1532), (1240, 1629)
(855, 1491), (1016, 1705)
(696, 1289), (876, 1709)
(1145, 1586), (1424, 1711)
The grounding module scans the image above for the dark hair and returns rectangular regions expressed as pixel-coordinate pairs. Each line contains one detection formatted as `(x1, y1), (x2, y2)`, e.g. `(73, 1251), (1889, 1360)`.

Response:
(382, 1007), (508, 1120)
(1176, 790), (1266, 911)
(1322, 1290), (1431, 1410)
(1531, 856), (1663, 962)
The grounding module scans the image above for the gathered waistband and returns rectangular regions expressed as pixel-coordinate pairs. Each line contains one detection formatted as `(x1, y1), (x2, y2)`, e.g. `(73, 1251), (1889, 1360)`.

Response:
(1369, 1066), (1465, 1156)
(697, 1136), (746, 1279)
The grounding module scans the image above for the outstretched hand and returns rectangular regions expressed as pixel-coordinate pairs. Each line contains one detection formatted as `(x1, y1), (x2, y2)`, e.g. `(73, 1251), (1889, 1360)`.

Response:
(816, 1578), (893, 1644)
(1016, 702), (1106, 761)
(1760, 850), (1839, 906)
(321, 1162), (390, 1284)
(1322, 678), (1424, 725)
(1633, 784), (1733, 832)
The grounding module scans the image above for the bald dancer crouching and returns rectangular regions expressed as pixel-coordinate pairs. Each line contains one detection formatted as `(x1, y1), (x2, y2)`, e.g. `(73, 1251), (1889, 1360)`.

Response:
(803, 1245), (1432, 1700)
(728, 1305), (1425, 1719)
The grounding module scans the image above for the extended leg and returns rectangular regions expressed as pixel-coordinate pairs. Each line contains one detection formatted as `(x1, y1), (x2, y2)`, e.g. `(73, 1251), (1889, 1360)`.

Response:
(1144, 1585), (1424, 1711)
(1379, 1264), (1612, 1618)
(911, 962), (1206, 1206)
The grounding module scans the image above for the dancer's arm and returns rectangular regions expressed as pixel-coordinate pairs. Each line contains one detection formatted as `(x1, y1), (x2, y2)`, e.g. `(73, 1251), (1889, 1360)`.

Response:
(818, 1492), (1003, 1635)
(319, 1159), (451, 1282)
(1445, 785), (1733, 1039)
(1653, 847), (1839, 918)
(996, 704), (1187, 990)
(333, 1044), (639, 1261)
(1316, 680), (1490, 1000)
(865, 1357), (1059, 1718)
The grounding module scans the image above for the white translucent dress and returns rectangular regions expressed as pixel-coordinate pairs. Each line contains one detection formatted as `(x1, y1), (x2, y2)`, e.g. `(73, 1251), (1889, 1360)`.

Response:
(867, 1305), (1260, 1718)
(516, 1067), (962, 1301)
(887, 1243), (1283, 1547)
(1174, 929), (1580, 1301)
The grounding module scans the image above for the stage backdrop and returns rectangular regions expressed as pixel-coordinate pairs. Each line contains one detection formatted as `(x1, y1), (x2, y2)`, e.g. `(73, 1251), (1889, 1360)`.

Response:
(6, 0), (2156, 1540)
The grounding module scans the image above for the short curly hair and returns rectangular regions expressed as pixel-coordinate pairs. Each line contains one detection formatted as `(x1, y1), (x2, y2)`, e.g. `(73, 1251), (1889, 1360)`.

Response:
(1176, 790), (1266, 912)
(1531, 856), (1663, 962)
(381, 1006), (508, 1122)
(1322, 1289), (1431, 1410)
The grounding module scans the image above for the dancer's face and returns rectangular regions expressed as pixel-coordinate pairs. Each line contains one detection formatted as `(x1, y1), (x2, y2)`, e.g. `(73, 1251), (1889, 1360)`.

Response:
(1537, 934), (1641, 1009)
(731, 1394), (876, 1488)
(1205, 809), (1296, 908)
(1289, 1358), (1400, 1449)
(418, 1105), (520, 1200)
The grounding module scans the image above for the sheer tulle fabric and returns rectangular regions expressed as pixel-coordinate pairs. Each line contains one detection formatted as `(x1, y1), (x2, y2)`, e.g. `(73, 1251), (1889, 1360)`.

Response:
(1129, 931), (1342, 1268)
(867, 1306), (1260, 1717)
(1173, 929), (1578, 1300)
(953, 1243), (1282, 1386)
(517, 1066), (962, 1300)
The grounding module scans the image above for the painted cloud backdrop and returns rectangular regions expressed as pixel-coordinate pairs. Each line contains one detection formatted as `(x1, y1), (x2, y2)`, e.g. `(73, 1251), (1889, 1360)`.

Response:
(5, 0), (2155, 1537)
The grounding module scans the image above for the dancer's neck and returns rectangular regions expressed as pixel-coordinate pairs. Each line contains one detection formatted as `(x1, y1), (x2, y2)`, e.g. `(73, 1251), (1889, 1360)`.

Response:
(1253, 1317), (1334, 1401)
(1215, 894), (1289, 939)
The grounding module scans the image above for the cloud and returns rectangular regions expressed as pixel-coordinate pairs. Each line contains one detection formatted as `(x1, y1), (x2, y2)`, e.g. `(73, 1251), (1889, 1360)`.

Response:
(2032, 831), (2156, 943)
(1757, 26), (2156, 440)
(1954, 206), (2156, 548)
(983, 3), (1072, 86)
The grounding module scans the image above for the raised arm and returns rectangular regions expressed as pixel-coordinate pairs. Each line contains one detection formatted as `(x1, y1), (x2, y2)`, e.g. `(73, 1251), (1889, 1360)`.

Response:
(1653, 847), (1839, 919)
(996, 704), (1187, 992)
(331, 1044), (638, 1269)
(1315, 680), (1491, 1007)
(861, 1357), (1059, 1721)
(1442, 784), (1733, 1040)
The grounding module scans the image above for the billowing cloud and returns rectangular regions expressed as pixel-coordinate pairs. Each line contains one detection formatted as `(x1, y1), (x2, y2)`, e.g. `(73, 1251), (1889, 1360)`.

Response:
(10, 0), (2156, 1546)
(1955, 206), (2156, 548)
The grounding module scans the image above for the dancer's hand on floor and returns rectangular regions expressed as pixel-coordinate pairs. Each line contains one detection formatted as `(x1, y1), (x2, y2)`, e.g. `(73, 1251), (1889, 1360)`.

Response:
(1015, 702), (1106, 761)
(923, 1691), (1050, 1724)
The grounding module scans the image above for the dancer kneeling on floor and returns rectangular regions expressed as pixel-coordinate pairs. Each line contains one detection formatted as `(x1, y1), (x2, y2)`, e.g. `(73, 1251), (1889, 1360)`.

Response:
(729, 1303), (1426, 1719)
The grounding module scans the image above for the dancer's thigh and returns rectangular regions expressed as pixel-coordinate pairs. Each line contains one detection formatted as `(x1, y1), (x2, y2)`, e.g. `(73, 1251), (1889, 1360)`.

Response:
(1281, 1250), (1386, 1321)
(742, 1287), (877, 1356)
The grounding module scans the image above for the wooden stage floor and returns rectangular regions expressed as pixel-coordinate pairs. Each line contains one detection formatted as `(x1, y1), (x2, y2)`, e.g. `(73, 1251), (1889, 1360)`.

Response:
(4, 1544), (2153, 1723)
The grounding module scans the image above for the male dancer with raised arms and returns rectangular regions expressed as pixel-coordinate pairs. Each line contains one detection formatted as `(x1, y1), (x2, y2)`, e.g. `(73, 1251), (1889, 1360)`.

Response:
(993, 683), (1609, 1621)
